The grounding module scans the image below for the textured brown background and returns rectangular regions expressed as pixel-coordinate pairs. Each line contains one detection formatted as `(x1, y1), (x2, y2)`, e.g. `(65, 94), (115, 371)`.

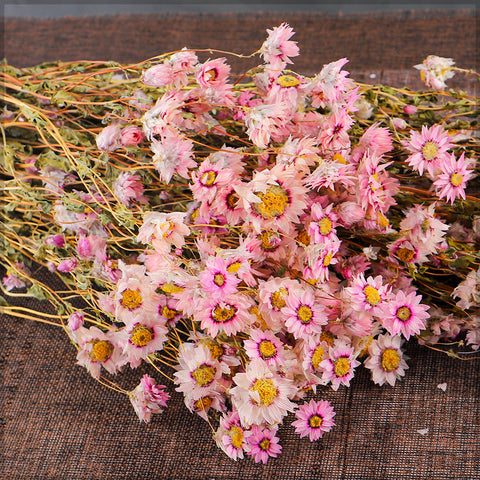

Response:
(1, 10), (480, 480)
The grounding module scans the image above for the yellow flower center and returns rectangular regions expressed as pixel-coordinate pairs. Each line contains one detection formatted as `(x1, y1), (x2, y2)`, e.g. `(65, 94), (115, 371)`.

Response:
(277, 74), (300, 88)
(323, 253), (333, 267)
(226, 191), (239, 209)
(270, 287), (287, 310)
(161, 305), (177, 320)
(212, 303), (236, 323)
(377, 211), (390, 229)
(421, 218), (430, 232)
(318, 216), (332, 235)
(213, 273), (226, 287)
(311, 345), (325, 369)
(397, 247), (415, 263)
(381, 348), (401, 372)
(252, 185), (290, 219)
(257, 230), (281, 252)
(333, 152), (346, 164)
(250, 378), (278, 406)
(229, 426), (244, 449)
(208, 343), (224, 360)
(296, 230), (310, 246)
(450, 173), (463, 186)
(259, 438), (271, 451)
(297, 305), (313, 324)
(194, 396), (213, 411)
(364, 285), (381, 306)
(200, 170), (217, 187)
(160, 282), (184, 294)
(129, 324), (153, 347)
(191, 363), (216, 387)
(422, 141), (439, 161)
(308, 414), (323, 428)
(120, 289), (143, 310)
(205, 68), (218, 82)
(227, 261), (241, 273)
(320, 330), (335, 346)
(396, 306), (412, 322)
(258, 340), (276, 359)
(334, 357), (350, 377)
(88, 340), (113, 362)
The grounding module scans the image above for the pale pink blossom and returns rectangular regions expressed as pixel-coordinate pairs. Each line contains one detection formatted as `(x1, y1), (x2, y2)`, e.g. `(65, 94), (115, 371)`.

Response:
(129, 374), (170, 422)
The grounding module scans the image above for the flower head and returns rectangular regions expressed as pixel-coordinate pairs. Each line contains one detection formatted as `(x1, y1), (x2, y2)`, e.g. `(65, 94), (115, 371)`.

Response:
(291, 398), (336, 441)
(129, 375), (170, 422)
(259, 23), (300, 70)
(246, 426), (282, 464)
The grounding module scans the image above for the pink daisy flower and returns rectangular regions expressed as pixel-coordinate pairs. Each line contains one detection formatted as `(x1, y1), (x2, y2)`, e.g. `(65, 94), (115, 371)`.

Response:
(246, 426), (282, 464)
(184, 391), (226, 422)
(196, 293), (254, 338)
(317, 109), (353, 153)
(118, 313), (169, 368)
(129, 374), (169, 423)
(75, 326), (124, 379)
(282, 287), (329, 340)
(291, 398), (336, 441)
(196, 57), (231, 88)
(239, 164), (308, 234)
(433, 152), (475, 204)
(113, 171), (148, 207)
(319, 340), (360, 390)
(259, 23), (300, 70)
(364, 334), (409, 387)
(243, 329), (286, 367)
(308, 202), (338, 243)
(151, 128), (195, 183)
(198, 256), (241, 299)
(244, 102), (289, 149)
(215, 410), (250, 461)
(190, 156), (235, 204)
(343, 274), (391, 315)
(382, 290), (430, 340)
(174, 343), (230, 399)
(230, 359), (297, 427)
(402, 124), (454, 176)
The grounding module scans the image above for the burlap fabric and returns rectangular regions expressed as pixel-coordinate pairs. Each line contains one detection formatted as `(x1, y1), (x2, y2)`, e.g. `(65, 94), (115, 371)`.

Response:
(1, 10), (479, 480)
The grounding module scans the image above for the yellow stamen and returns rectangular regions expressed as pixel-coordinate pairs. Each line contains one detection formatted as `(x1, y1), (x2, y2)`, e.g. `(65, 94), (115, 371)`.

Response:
(334, 357), (350, 377)
(227, 261), (241, 273)
(277, 74), (300, 88)
(200, 170), (217, 187)
(259, 438), (271, 451)
(396, 306), (412, 322)
(450, 173), (463, 186)
(229, 426), (244, 448)
(226, 191), (239, 209)
(205, 68), (218, 81)
(296, 230), (310, 246)
(191, 363), (216, 387)
(318, 216), (332, 235)
(396, 247), (415, 263)
(213, 273), (226, 287)
(129, 324), (153, 347)
(311, 345), (325, 369)
(208, 343), (224, 360)
(308, 414), (323, 428)
(89, 340), (113, 362)
(161, 305), (177, 320)
(120, 289), (143, 310)
(258, 340), (276, 359)
(194, 396), (212, 411)
(323, 253), (333, 267)
(333, 153), (346, 164)
(381, 348), (401, 372)
(258, 230), (281, 252)
(160, 282), (184, 294)
(422, 141), (439, 161)
(320, 330), (335, 346)
(212, 303), (236, 323)
(364, 285), (381, 306)
(270, 288), (287, 310)
(252, 185), (290, 219)
(297, 305), (313, 324)
(250, 378), (278, 406)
